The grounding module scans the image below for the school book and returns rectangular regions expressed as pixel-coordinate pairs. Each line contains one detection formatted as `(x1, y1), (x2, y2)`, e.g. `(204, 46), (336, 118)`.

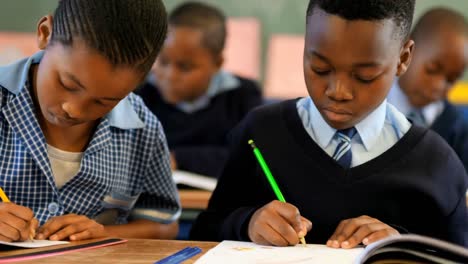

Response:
(0, 239), (69, 248)
(173, 170), (217, 191)
(195, 234), (468, 264)
(0, 238), (126, 263)
(357, 234), (468, 263)
(194, 240), (363, 263)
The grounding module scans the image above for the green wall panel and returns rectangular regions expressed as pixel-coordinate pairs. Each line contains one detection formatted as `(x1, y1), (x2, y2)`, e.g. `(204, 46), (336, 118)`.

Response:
(0, 0), (466, 80)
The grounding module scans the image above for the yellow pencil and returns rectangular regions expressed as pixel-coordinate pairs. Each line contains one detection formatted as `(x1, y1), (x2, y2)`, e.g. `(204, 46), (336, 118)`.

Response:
(0, 187), (35, 241)
(0, 187), (10, 202)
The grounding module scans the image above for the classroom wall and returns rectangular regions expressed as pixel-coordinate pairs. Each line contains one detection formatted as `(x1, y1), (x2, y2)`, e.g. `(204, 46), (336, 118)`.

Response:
(0, 0), (466, 80)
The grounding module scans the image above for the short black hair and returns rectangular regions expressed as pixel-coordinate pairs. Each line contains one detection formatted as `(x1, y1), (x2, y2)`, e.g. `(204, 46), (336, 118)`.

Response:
(411, 7), (468, 41)
(306, 0), (415, 41)
(51, 0), (167, 75)
(169, 1), (226, 56)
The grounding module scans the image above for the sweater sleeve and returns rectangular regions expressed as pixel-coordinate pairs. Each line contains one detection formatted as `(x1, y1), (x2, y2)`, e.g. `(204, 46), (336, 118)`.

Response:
(441, 145), (468, 246)
(422, 135), (468, 246)
(189, 112), (270, 241)
(445, 192), (468, 246)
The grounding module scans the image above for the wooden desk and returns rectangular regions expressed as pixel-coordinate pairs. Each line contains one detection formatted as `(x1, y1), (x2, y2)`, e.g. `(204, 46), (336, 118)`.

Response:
(0, 239), (217, 264)
(179, 189), (212, 209)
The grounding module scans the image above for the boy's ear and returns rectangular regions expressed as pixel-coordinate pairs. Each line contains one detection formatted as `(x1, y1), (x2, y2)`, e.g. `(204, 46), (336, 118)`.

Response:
(396, 39), (415, 76)
(36, 15), (53, 50)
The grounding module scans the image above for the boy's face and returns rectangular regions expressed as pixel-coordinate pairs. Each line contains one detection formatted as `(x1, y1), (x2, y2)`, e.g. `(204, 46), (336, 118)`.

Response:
(399, 31), (468, 108)
(34, 17), (142, 128)
(152, 26), (222, 103)
(304, 9), (413, 130)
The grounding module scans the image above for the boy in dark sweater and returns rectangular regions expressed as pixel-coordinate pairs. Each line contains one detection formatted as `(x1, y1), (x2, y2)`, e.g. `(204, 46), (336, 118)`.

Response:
(135, 2), (262, 178)
(388, 7), (468, 171)
(190, 0), (468, 248)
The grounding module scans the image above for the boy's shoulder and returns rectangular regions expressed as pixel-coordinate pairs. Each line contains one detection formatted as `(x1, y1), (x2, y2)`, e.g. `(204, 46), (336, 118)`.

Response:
(442, 101), (468, 124)
(234, 75), (261, 91)
(217, 74), (261, 99)
(406, 125), (466, 175)
(238, 99), (297, 131)
(247, 98), (294, 117)
(432, 101), (468, 134)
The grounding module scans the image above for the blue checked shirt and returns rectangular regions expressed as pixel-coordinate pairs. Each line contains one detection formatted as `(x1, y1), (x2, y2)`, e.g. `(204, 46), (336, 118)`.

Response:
(0, 51), (181, 225)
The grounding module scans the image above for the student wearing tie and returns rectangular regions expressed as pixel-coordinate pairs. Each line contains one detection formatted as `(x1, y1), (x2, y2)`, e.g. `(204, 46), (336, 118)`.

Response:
(190, 0), (468, 248)
(388, 7), (468, 171)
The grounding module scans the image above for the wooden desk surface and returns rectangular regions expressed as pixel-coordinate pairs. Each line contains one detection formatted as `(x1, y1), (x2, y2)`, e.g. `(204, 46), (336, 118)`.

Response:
(179, 189), (212, 209)
(0, 239), (218, 264)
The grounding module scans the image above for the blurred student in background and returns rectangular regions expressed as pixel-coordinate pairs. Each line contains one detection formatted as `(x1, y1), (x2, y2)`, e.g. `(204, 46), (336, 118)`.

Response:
(388, 7), (468, 171)
(136, 1), (262, 178)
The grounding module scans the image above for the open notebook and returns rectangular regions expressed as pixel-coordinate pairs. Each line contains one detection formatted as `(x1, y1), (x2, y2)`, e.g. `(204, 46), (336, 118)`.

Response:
(0, 238), (126, 263)
(195, 240), (363, 264)
(195, 235), (468, 264)
(172, 170), (217, 191)
(0, 240), (68, 248)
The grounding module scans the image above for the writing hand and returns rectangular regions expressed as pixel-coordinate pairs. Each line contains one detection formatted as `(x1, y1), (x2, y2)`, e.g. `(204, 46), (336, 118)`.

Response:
(0, 202), (37, 242)
(248, 200), (312, 246)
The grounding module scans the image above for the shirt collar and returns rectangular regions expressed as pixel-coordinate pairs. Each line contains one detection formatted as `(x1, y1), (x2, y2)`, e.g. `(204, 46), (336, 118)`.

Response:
(106, 96), (145, 129)
(0, 50), (144, 130)
(354, 99), (387, 151)
(388, 79), (445, 126)
(388, 79), (413, 115)
(302, 97), (386, 151)
(421, 101), (445, 126)
(177, 70), (240, 113)
(301, 97), (338, 148)
(0, 50), (43, 95)
(149, 70), (240, 113)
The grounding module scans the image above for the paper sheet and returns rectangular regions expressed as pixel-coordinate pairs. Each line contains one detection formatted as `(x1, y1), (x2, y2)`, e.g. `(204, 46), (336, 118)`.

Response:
(0, 240), (69, 248)
(173, 170), (217, 191)
(195, 240), (363, 264)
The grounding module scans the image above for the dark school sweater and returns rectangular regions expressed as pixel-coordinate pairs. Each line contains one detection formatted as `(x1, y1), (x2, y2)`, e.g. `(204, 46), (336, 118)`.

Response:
(190, 99), (468, 246)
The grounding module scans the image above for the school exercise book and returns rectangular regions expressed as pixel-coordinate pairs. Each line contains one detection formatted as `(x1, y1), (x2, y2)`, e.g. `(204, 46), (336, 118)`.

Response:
(0, 239), (69, 248)
(172, 170), (217, 191)
(195, 234), (468, 264)
(357, 234), (468, 263)
(0, 238), (126, 263)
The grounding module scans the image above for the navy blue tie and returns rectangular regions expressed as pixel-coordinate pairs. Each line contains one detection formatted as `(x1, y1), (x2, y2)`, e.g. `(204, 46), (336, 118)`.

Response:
(332, 127), (357, 168)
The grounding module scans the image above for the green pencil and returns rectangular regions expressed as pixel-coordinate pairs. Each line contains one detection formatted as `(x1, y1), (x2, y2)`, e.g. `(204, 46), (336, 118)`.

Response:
(248, 139), (306, 245)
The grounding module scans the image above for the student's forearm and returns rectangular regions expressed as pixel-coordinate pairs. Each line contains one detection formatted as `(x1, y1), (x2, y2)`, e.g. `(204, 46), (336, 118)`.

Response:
(104, 219), (178, 239)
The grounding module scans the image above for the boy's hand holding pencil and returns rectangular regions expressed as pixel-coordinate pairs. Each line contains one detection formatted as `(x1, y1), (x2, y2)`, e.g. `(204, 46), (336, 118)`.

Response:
(247, 140), (311, 246)
(0, 187), (38, 242)
(248, 200), (312, 246)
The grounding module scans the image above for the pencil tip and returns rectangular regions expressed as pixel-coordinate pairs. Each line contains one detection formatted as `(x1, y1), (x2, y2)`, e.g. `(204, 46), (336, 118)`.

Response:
(300, 237), (306, 245)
